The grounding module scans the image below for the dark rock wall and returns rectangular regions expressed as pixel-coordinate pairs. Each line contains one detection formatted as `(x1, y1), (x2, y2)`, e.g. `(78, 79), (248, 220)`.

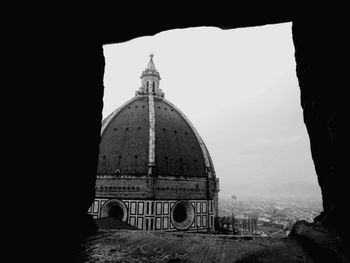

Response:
(17, 7), (345, 261)
(292, 13), (346, 230)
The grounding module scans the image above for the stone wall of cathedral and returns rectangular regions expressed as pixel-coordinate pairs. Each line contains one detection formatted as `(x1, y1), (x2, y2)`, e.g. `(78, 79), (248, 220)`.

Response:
(88, 198), (217, 231)
(95, 176), (218, 200)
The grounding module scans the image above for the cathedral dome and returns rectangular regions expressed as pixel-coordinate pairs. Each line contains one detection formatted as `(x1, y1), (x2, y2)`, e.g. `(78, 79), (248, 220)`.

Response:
(91, 55), (219, 232)
(98, 56), (215, 178)
(98, 95), (215, 178)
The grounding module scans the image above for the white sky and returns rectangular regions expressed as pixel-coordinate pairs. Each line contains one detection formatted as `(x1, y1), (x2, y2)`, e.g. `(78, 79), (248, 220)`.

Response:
(102, 22), (320, 199)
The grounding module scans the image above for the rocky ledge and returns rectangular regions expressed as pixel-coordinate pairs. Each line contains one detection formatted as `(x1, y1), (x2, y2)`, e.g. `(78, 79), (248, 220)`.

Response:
(71, 228), (350, 263)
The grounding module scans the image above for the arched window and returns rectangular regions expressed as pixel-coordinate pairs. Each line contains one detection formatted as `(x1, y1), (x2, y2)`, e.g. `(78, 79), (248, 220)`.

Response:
(152, 82), (155, 93)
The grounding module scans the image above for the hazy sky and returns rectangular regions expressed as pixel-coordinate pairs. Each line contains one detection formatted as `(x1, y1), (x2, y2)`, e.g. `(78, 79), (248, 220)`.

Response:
(102, 22), (320, 199)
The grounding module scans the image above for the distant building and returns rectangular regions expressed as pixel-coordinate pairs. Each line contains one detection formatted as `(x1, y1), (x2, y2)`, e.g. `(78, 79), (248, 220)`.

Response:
(215, 216), (258, 235)
(88, 55), (220, 231)
(234, 217), (258, 235)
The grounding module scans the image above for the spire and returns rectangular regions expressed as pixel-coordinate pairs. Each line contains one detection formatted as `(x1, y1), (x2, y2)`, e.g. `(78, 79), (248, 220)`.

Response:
(136, 54), (164, 98)
(146, 54), (156, 71)
(141, 54), (160, 79)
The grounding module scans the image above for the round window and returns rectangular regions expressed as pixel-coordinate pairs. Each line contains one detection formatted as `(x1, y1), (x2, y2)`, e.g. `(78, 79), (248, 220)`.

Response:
(170, 201), (195, 230)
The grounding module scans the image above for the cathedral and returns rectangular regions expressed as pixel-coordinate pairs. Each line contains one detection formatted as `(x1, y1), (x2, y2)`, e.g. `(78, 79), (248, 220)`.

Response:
(89, 55), (220, 231)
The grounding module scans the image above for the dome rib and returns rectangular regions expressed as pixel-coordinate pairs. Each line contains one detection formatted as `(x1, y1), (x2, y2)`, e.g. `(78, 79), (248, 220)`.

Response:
(162, 98), (214, 174)
(148, 95), (155, 166)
